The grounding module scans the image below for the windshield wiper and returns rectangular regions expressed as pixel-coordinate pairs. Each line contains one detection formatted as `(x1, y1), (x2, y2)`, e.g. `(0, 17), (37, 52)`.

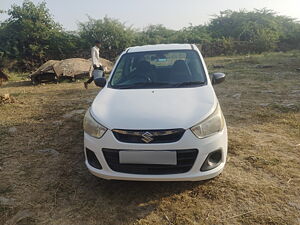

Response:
(113, 82), (147, 89)
(113, 81), (205, 89)
(173, 81), (206, 87)
(113, 82), (171, 89)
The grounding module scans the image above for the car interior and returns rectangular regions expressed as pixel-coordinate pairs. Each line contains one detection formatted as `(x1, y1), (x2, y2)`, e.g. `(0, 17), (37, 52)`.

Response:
(127, 59), (196, 83)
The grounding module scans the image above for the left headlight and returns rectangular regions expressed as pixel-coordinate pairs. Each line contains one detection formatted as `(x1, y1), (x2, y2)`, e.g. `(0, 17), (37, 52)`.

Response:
(83, 109), (107, 138)
(191, 104), (225, 139)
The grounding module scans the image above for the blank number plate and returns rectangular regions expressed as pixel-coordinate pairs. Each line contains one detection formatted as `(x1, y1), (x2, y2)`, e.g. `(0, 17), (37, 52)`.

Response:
(119, 151), (177, 165)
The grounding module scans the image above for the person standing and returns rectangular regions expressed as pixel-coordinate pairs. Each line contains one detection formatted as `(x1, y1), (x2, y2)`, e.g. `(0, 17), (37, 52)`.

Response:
(84, 40), (103, 89)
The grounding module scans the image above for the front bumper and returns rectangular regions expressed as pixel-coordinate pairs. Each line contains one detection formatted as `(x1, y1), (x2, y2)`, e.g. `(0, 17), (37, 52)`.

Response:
(84, 127), (227, 181)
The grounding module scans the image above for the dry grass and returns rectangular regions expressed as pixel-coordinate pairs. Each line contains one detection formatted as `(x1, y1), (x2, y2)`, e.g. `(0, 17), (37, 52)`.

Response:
(0, 51), (300, 225)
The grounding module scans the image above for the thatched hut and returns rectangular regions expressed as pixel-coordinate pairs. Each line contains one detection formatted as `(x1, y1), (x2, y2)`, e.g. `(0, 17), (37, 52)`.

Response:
(29, 58), (113, 84)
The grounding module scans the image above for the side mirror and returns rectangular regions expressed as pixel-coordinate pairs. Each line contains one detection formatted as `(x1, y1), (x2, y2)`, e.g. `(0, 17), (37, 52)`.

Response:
(211, 73), (225, 85)
(94, 77), (107, 88)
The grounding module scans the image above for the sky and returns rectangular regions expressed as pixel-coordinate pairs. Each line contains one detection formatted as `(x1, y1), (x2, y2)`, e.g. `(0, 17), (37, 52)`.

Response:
(0, 0), (299, 31)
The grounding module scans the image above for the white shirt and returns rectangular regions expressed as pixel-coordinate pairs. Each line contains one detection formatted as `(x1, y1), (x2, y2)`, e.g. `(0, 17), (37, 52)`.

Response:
(91, 46), (102, 67)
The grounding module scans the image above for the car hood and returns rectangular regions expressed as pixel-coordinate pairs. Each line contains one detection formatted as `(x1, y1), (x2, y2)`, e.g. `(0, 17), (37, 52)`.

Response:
(91, 86), (217, 130)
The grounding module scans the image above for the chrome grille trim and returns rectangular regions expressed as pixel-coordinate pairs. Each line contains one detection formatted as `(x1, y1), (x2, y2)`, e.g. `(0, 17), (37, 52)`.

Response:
(112, 129), (183, 136)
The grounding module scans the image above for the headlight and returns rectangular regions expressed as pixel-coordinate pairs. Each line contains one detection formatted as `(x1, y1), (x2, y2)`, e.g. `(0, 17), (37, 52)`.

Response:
(83, 109), (107, 138)
(191, 104), (225, 139)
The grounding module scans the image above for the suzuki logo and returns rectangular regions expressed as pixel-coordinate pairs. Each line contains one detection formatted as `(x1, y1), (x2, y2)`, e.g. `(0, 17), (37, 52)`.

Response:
(141, 132), (154, 143)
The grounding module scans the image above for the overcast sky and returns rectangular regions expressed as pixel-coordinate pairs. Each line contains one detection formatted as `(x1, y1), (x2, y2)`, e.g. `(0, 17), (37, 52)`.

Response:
(1, 0), (299, 30)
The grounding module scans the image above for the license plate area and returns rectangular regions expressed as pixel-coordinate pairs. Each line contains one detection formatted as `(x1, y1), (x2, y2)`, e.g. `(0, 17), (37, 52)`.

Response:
(119, 150), (177, 165)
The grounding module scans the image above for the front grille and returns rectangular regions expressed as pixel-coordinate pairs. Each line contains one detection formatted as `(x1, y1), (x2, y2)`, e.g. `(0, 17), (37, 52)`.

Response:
(112, 129), (185, 144)
(102, 149), (198, 175)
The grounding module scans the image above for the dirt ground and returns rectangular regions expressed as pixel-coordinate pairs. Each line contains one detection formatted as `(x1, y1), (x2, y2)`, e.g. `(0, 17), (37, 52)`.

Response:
(0, 51), (299, 225)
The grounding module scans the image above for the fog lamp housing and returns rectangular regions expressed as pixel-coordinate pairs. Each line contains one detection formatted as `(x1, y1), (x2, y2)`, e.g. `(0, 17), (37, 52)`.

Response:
(86, 148), (102, 169)
(200, 149), (223, 171)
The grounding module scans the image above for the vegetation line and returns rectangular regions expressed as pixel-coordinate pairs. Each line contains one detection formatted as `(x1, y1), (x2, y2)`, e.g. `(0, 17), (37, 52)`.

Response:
(0, 1), (299, 72)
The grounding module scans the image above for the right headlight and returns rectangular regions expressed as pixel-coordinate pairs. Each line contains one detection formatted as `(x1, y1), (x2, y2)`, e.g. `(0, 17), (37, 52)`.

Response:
(191, 104), (225, 139)
(83, 108), (107, 138)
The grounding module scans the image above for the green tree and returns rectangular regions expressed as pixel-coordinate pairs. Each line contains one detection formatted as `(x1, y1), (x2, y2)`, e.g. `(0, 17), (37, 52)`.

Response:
(78, 17), (134, 60)
(275, 16), (300, 50)
(239, 21), (280, 52)
(208, 9), (282, 52)
(0, 0), (62, 70)
(174, 25), (211, 44)
(135, 25), (176, 45)
(48, 31), (84, 59)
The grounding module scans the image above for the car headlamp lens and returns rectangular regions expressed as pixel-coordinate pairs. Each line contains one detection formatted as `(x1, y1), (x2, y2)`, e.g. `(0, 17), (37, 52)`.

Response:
(83, 109), (107, 138)
(191, 104), (224, 139)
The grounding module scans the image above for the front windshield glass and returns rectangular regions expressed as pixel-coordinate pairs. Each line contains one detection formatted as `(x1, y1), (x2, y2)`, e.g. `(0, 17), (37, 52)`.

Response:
(109, 50), (207, 89)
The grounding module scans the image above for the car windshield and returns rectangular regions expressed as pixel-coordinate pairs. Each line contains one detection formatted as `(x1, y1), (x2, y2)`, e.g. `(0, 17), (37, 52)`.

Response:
(109, 50), (207, 89)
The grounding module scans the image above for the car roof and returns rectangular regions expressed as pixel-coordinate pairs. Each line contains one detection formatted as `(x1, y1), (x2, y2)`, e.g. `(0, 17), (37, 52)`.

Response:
(127, 44), (193, 53)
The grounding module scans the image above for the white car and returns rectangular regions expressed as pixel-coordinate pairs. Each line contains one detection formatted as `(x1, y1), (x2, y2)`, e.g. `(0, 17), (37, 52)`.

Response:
(83, 44), (227, 181)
